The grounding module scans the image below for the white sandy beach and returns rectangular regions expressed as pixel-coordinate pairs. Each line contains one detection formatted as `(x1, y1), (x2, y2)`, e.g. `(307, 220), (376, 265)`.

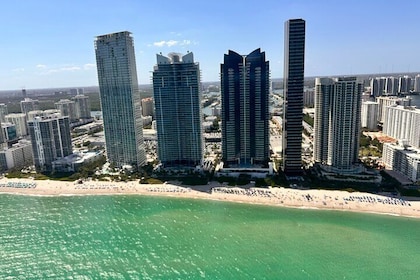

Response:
(1, 178), (419, 218)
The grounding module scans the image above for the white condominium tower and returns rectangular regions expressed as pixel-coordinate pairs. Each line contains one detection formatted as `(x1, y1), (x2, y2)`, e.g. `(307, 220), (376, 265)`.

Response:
(28, 115), (72, 172)
(376, 96), (411, 123)
(73, 94), (91, 120)
(383, 105), (420, 149)
(55, 99), (77, 122)
(414, 74), (420, 92)
(94, 31), (146, 169)
(152, 52), (203, 167)
(20, 98), (39, 116)
(314, 77), (362, 172)
(361, 101), (378, 130)
(4, 113), (28, 137)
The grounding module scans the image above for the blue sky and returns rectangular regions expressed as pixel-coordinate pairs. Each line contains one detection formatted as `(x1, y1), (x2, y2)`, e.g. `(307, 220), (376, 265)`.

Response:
(1, 0), (419, 90)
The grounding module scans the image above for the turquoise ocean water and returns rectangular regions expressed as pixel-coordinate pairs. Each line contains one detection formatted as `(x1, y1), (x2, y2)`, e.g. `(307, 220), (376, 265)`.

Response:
(0, 194), (419, 279)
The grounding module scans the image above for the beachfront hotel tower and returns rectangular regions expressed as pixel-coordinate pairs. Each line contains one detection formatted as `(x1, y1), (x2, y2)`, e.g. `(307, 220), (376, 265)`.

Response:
(94, 31), (146, 169)
(152, 52), (203, 167)
(282, 19), (305, 176)
(314, 77), (362, 172)
(220, 49), (270, 167)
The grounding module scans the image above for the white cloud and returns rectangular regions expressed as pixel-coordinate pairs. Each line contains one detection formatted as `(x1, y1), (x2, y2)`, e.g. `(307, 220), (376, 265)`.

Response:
(12, 68), (25, 72)
(153, 40), (167, 47)
(37, 65), (83, 75)
(152, 39), (193, 47)
(36, 64), (47, 69)
(166, 40), (178, 47)
(83, 63), (96, 70)
(180, 40), (191, 46)
(60, 66), (81, 71)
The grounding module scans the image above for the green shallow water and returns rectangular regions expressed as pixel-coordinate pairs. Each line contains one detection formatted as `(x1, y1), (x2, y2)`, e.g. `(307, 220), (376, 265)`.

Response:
(0, 194), (419, 279)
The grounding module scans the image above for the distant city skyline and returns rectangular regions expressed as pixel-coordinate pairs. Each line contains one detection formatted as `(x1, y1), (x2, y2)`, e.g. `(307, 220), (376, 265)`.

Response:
(1, 0), (420, 90)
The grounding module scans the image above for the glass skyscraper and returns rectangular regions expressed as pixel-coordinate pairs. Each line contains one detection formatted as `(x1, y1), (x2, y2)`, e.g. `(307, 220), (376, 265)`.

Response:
(152, 52), (203, 167)
(314, 77), (362, 172)
(221, 49), (270, 167)
(94, 31), (146, 169)
(282, 19), (305, 176)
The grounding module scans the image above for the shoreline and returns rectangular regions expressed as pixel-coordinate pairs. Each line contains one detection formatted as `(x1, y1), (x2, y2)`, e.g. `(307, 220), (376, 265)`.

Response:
(1, 178), (419, 219)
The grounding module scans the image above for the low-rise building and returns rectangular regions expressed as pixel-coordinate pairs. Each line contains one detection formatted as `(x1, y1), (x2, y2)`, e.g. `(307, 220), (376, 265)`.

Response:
(52, 151), (103, 172)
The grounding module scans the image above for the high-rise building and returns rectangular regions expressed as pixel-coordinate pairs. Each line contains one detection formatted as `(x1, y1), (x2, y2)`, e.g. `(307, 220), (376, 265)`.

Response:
(141, 97), (154, 117)
(376, 96), (411, 123)
(314, 77), (362, 172)
(361, 101), (379, 130)
(283, 19), (305, 175)
(5, 113), (28, 137)
(28, 115), (72, 172)
(303, 89), (314, 107)
(384, 77), (398, 95)
(73, 94), (91, 119)
(0, 104), (8, 122)
(20, 98), (39, 116)
(383, 105), (420, 149)
(94, 31), (146, 168)
(414, 74), (420, 93)
(221, 49), (270, 166)
(55, 99), (77, 122)
(398, 76), (411, 93)
(370, 77), (385, 97)
(153, 52), (203, 167)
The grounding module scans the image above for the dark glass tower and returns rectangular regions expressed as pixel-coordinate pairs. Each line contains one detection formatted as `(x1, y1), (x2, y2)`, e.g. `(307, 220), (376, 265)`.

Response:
(282, 19), (305, 176)
(221, 49), (270, 167)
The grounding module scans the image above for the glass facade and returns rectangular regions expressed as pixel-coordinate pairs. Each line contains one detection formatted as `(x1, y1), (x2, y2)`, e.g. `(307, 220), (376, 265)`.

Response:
(221, 49), (270, 167)
(95, 31), (146, 169)
(153, 52), (203, 167)
(282, 19), (305, 176)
